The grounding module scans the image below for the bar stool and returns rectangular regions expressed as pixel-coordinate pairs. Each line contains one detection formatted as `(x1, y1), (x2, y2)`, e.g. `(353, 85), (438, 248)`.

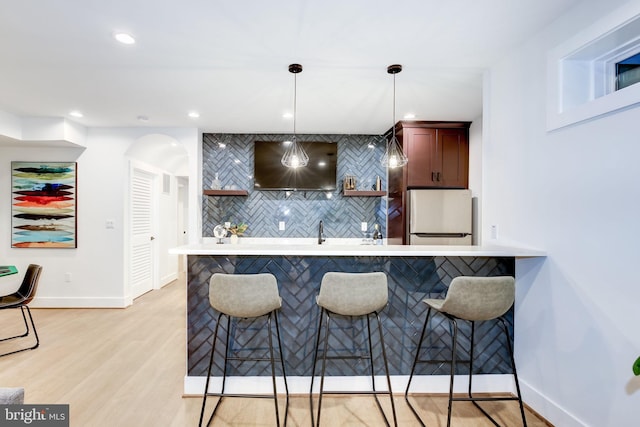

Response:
(405, 276), (527, 427)
(199, 273), (289, 427)
(309, 271), (397, 427)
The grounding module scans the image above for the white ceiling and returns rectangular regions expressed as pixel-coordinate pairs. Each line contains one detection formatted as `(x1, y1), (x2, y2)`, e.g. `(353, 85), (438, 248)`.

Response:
(0, 0), (581, 136)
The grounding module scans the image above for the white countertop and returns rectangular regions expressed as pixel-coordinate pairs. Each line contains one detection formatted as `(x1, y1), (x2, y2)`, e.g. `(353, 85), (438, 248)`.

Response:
(170, 238), (546, 258)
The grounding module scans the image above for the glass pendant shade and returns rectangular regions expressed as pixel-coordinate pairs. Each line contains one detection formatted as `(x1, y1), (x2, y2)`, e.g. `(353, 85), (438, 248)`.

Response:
(380, 134), (408, 168)
(281, 136), (309, 168)
(281, 63), (309, 168)
(381, 64), (408, 169)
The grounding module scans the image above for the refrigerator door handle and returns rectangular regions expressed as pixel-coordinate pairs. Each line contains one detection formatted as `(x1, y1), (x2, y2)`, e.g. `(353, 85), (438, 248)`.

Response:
(412, 232), (471, 238)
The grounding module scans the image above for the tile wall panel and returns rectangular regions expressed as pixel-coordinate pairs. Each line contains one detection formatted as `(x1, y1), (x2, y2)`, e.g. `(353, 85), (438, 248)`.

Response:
(203, 133), (387, 239)
(188, 255), (516, 377)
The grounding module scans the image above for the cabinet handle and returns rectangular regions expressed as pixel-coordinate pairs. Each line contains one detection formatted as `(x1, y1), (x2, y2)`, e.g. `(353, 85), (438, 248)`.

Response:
(431, 172), (436, 182)
(436, 172), (441, 181)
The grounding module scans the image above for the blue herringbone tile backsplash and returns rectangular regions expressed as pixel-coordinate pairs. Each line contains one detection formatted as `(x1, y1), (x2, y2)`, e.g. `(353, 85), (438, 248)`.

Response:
(203, 133), (387, 238)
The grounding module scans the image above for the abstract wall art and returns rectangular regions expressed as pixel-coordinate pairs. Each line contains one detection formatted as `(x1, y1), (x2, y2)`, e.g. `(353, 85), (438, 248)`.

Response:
(11, 162), (77, 248)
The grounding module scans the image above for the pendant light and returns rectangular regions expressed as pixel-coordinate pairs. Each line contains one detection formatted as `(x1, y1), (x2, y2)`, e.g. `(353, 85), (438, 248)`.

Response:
(281, 63), (309, 168)
(381, 64), (408, 169)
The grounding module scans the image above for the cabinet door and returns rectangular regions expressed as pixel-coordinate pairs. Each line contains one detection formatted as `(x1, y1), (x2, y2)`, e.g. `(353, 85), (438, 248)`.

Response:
(406, 128), (436, 187)
(433, 128), (468, 188)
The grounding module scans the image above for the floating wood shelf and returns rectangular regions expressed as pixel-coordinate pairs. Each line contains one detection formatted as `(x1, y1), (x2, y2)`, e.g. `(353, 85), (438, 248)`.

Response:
(203, 189), (248, 196)
(343, 190), (386, 197)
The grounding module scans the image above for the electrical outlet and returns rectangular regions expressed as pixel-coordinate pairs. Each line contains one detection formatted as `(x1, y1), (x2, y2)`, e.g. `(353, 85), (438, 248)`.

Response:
(490, 224), (498, 239)
(279, 221), (285, 231)
(361, 222), (368, 232)
(64, 272), (72, 282)
(105, 219), (115, 229)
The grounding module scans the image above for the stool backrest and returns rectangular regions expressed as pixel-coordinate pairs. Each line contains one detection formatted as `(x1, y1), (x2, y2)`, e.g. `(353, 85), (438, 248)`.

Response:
(209, 273), (281, 318)
(439, 276), (515, 321)
(317, 272), (388, 316)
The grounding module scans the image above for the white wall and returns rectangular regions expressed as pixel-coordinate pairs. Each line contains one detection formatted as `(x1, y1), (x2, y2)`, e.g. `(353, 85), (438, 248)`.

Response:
(0, 126), (199, 307)
(483, 1), (640, 425)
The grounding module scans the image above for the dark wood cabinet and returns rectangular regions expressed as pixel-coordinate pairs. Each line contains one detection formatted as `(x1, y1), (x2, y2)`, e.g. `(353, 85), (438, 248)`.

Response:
(405, 127), (436, 187)
(401, 123), (469, 189)
(387, 121), (471, 244)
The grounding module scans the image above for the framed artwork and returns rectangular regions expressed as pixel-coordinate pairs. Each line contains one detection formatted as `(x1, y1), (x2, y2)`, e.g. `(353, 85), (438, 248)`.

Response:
(11, 162), (77, 248)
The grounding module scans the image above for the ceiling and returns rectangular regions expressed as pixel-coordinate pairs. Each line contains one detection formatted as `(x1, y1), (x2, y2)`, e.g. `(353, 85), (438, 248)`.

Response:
(0, 0), (582, 136)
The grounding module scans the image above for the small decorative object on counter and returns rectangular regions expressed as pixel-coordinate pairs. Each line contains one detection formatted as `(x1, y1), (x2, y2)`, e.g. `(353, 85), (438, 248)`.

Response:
(343, 174), (356, 191)
(211, 173), (222, 190)
(372, 223), (383, 245)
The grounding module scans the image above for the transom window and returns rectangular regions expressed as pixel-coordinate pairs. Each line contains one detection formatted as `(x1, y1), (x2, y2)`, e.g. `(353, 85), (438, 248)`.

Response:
(616, 52), (640, 90)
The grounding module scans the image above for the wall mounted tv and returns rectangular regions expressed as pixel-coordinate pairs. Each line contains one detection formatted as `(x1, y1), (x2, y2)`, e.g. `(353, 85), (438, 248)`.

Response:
(253, 140), (337, 191)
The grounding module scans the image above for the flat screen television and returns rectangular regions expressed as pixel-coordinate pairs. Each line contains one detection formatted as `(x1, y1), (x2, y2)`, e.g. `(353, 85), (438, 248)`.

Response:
(253, 140), (337, 191)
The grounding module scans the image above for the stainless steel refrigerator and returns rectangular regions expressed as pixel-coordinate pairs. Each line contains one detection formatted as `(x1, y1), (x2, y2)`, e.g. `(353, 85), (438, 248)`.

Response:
(407, 189), (473, 245)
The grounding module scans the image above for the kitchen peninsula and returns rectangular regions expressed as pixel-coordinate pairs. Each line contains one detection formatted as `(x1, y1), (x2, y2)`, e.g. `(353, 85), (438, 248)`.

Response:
(171, 239), (545, 395)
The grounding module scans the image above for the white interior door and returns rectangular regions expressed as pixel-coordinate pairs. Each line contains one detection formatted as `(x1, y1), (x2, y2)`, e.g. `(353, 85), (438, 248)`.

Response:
(130, 167), (156, 299)
(177, 177), (189, 276)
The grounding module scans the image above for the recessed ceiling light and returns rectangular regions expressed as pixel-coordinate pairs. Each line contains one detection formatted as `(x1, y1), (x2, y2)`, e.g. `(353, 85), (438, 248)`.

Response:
(188, 111), (200, 119)
(69, 110), (83, 118)
(137, 115), (149, 122)
(403, 113), (416, 119)
(282, 112), (293, 119)
(114, 32), (136, 45)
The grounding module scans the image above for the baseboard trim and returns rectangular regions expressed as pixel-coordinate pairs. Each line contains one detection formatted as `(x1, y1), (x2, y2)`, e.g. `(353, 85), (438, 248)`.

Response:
(160, 273), (177, 288)
(184, 374), (518, 396)
(30, 297), (129, 308)
(521, 381), (586, 427)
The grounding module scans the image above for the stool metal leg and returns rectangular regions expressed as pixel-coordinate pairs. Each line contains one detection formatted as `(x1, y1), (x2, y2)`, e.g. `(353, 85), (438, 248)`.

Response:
(311, 308), (397, 427)
(450, 316), (528, 427)
(309, 308), (325, 427)
(447, 317), (459, 427)
(200, 311), (288, 427)
(273, 311), (289, 427)
(199, 312), (224, 427)
(469, 320), (476, 397)
(373, 311), (398, 427)
(501, 317), (528, 427)
(267, 313), (281, 427)
(315, 308), (332, 426)
(404, 307), (431, 427)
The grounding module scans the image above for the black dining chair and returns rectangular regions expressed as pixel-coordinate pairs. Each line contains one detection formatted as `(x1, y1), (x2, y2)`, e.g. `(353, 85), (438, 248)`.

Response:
(0, 264), (43, 357)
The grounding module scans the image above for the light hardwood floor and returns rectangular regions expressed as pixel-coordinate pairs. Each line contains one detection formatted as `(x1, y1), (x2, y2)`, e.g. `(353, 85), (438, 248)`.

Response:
(0, 277), (550, 426)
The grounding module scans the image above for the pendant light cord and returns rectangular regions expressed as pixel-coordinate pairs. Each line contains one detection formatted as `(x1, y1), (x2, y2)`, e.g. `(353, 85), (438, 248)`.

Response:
(293, 72), (297, 136)
(392, 72), (396, 140)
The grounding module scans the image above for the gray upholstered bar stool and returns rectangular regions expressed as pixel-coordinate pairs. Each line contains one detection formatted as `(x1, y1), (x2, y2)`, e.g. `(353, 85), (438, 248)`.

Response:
(199, 273), (289, 427)
(405, 276), (527, 427)
(310, 271), (397, 427)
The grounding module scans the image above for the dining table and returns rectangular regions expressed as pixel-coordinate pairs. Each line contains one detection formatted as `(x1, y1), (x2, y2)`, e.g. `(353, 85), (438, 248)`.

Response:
(0, 266), (18, 277)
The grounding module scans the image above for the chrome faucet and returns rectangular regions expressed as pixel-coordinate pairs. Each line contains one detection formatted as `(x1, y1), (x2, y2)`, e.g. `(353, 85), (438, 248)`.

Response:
(318, 220), (326, 245)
